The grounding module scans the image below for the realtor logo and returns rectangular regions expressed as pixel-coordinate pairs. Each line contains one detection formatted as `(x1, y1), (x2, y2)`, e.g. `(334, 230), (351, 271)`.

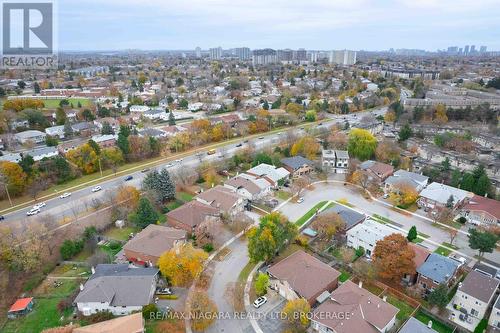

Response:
(1, 1), (57, 68)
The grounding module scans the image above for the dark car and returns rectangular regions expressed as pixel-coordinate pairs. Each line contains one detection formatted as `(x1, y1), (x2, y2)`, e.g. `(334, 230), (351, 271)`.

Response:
(243, 140), (249, 143)
(0, 215), (4, 221)
(124, 175), (133, 181)
(236, 143), (243, 147)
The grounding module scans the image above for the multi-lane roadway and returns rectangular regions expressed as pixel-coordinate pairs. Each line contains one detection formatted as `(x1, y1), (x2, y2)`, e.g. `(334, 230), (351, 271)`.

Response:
(0, 108), (387, 229)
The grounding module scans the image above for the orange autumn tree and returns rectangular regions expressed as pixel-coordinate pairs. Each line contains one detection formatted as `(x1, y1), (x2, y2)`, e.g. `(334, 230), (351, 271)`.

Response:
(372, 233), (416, 283)
(158, 243), (208, 287)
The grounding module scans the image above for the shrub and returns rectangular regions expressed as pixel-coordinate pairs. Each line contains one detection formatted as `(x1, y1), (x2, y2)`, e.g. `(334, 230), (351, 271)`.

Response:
(108, 241), (121, 250)
(157, 294), (179, 300)
(355, 246), (365, 258)
(457, 216), (467, 224)
(202, 243), (214, 253)
(85, 311), (114, 324)
(142, 303), (159, 319)
(254, 272), (269, 296)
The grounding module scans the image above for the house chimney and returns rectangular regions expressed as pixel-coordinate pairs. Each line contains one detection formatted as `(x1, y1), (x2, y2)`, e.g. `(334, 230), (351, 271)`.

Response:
(383, 295), (387, 302)
(79, 283), (84, 291)
(358, 281), (363, 289)
(428, 320), (433, 329)
(91, 266), (95, 274)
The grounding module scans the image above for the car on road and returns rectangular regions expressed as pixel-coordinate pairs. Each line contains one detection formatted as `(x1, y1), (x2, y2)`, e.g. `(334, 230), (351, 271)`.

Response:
(175, 159), (183, 163)
(156, 287), (173, 295)
(91, 186), (102, 193)
(124, 175), (133, 181)
(166, 163), (174, 168)
(236, 143), (243, 147)
(318, 122), (323, 126)
(258, 136), (264, 139)
(0, 215), (5, 221)
(141, 168), (150, 173)
(27, 208), (40, 216)
(243, 140), (249, 143)
(383, 193), (389, 199)
(297, 197), (304, 203)
(253, 296), (267, 308)
(33, 202), (46, 210)
(59, 192), (71, 199)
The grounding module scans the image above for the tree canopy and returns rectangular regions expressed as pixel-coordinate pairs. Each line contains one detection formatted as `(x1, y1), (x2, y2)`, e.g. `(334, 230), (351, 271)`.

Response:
(347, 128), (377, 161)
(373, 233), (416, 283)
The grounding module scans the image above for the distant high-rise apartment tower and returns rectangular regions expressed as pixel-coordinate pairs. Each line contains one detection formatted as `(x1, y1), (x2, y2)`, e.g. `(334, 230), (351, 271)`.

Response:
(458, 47), (463, 55)
(329, 50), (357, 66)
(470, 45), (476, 54)
(277, 49), (294, 62)
(235, 47), (251, 60)
(309, 51), (318, 63)
(447, 46), (458, 54)
(464, 45), (470, 55)
(479, 46), (487, 53)
(209, 47), (223, 60)
(195, 47), (202, 58)
(252, 49), (277, 65)
(296, 48), (307, 62)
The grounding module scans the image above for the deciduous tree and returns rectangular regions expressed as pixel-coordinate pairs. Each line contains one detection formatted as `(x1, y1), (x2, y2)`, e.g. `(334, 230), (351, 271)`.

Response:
(158, 243), (208, 287)
(282, 299), (311, 332)
(347, 128), (377, 161)
(373, 233), (416, 283)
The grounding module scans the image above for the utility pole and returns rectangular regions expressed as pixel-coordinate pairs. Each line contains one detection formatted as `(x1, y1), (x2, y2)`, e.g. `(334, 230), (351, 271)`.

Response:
(0, 175), (13, 207)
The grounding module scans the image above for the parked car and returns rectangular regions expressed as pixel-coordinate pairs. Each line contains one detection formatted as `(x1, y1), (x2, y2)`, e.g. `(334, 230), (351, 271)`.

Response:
(383, 193), (389, 199)
(166, 163), (174, 168)
(236, 143), (243, 147)
(59, 192), (71, 199)
(141, 168), (150, 173)
(243, 140), (249, 143)
(175, 159), (183, 163)
(91, 186), (102, 193)
(124, 175), (133, 181)
(253, 296), (267, 308)
(258, 137), (264, 139)
(297, 197), (304, 203)
(0, 215), (5, 221)
(156, 287), (173, 295)
(27, 208), (40, 216)
(33, 202), (46, 210)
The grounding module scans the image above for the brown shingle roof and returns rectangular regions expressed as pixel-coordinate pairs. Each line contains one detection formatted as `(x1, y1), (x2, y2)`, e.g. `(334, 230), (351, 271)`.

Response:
(313, 280), (399, 333)
(458, 270), (500, 303)
(225, 176), (261, 195)
(268, 250), (340, 301)
(166, 201), (220, 228)
(463, 195), (500, 220)
(196, 185), (241, 211)
(409, 243), (431, 269)
(123, 224), (186, 261)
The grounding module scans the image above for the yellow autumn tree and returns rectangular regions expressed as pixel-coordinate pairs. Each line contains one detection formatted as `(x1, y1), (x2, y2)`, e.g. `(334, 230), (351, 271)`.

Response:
(190, 290), (218, 331)
(434, 104), (448, 124)
(66, 143), (99, 174)
(116, 185), (140, 211)
(283, 299), (311, 331)
(0, 161), (28, 196)
(389, 183), (419, 208)
(158, 243), (208, 287)
(290, 136), (320, 160)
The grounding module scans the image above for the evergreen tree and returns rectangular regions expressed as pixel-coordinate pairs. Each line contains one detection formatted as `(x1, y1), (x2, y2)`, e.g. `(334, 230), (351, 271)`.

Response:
(428, 284), (449, 309)
(117, 125), (130, 156)
(450, 169), (462, 188)
(63, 120), (73, 138)
(142, 168), (176, 203)
(128, 197), (159, 229)
(168, 109), (176, 126)
(33, 82), (40, 94)
(407, 226), (417, 242)
(101, 122), (114, 135)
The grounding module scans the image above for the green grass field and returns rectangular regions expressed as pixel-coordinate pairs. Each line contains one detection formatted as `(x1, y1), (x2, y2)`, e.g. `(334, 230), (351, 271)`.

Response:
(434, 246), (452, 256)
(294, 201), (328, 227)
(103, 226), (137, 241)
(339, 269), (351, 282)
(42, 98), (93, 109)
(414, 310), (454, 333)
(386, 294), (415, 321)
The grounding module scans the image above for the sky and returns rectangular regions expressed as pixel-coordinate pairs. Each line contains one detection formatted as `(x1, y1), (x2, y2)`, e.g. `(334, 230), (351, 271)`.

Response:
(57, 0), (500, 51)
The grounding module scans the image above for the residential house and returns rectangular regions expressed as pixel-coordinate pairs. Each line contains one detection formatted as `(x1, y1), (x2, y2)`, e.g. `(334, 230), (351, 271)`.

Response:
(224, 174), (272, 201)
(161, 125), (187, 137)
(359, 160), (394, 184)
(398, 317), (438, 333)
(94, 117), (120, 133)
(319, 205), (366, 231)
(346, 219), (402, 257)
(45, 125), (65, 139)
(73, 312), (144, 333)
(246, 163), (290, 187)
(7, 298), (34, 318)
(72, 122), (96, 136)
(74, 264), (158, 316)
(195, 185), (246, 216)
(143, 109), (169, 121)
(91, 134), (117, 148)
(123, 225), (186, 266)
(130, 105), (150, 113)
(311, 280), (399, 333)
(488, 294), (500, 330)
(267, 250), (340, 305)
(280, 156), (314, 177)
(138, 128), (168, 139)
(322, 150), (350, 174)
(0, 152), (22, 163)
(166, 200), (220, 233)
(15, 130), (46, 144)
(449, 270), (500, 331)
(461, 195), (500, 226)
(384, 170), (429, 193)
(418, 182), (470, 211)
(188, 102), (204, 112)
(403, 243), (431, 286)
(25, 146), (59, 161)
(416, 253), (461, 294)
(356, 121), (384, 135)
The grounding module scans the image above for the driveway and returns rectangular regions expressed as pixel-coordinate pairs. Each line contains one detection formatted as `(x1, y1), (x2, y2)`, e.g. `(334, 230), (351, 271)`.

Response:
(156, 287), (188, 312)
(254, 291), (287, 333)
(205, 237), (253, 333)
(278, 181), (500, 265)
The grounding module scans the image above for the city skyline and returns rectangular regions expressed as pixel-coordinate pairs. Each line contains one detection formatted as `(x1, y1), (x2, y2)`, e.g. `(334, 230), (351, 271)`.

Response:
(57, 0), (500, 51)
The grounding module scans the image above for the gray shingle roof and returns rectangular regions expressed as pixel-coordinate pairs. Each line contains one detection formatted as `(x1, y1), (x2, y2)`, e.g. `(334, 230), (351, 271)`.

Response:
(399, 317), (438, 333)
(416, 253), (460, 284)
(280, 156), (314, 171)
(321, 205), (365, 230)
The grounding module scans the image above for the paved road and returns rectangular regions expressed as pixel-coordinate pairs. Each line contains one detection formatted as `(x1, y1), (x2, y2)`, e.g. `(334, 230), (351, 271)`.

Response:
(205, 237), (252, 333)
(279, 181), (500, 265)
(1, 108), (386, 230)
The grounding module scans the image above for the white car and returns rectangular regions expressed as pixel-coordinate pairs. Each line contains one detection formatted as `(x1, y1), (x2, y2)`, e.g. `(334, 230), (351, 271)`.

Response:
(175, 159), (183, 163)
(33, 202), (46, 210)
(59, 192), (71, 199)
(297, 197), (304, 203)
(253, 296), (267, 308)
(91, 186), (102, 193)
(166, 163), (174, 168)
(26, 208), (40, 216)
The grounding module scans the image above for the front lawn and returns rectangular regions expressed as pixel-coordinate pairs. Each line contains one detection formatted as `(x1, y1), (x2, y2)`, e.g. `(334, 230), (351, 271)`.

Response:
(294, 201), (328, 227)
(276, 190), (292, 200)
(434, 246), (452, 257)
(414, 310), (454, 333)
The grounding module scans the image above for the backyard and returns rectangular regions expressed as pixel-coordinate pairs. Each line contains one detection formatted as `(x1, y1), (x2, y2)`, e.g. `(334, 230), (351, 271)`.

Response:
(414, 310), (454, 333)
